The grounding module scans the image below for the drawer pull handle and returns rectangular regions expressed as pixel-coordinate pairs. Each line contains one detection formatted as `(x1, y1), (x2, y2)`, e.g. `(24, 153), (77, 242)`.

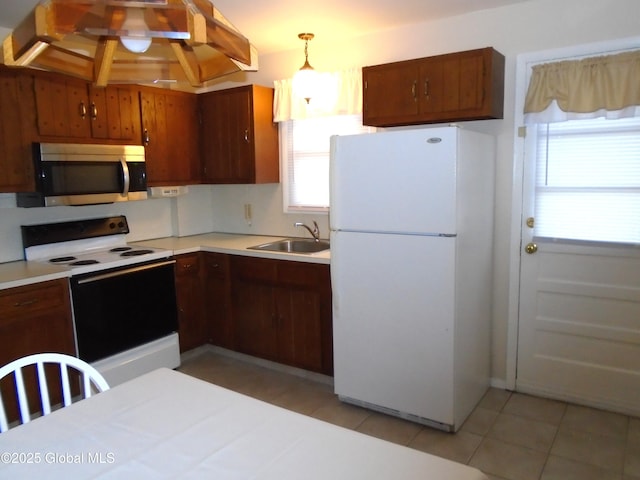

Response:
(14, 299), (38, 307)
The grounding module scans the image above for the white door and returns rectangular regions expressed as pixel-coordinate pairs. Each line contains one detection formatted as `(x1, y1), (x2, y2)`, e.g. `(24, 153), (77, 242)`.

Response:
(516, 120), (640, 416)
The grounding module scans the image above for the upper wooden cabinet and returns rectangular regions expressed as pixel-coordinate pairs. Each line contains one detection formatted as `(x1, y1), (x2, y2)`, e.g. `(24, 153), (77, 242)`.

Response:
(139, 88), (200, 186)
(0, 68), (35, 192)
(33, 72), (141, 142)
(200, 85), (279, 184)
(363, 47), (505, 127)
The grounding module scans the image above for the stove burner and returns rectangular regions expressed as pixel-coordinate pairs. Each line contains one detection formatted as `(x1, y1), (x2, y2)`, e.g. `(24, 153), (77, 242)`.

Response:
(120, 249), (154, 257)
(70, 259), (100, 266)
(109, 247), (132, 252)
(50, 256), (77, 263)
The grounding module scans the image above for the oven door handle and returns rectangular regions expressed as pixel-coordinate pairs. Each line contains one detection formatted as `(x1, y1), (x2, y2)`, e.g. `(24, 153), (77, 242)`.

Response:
(75, 260), (175, 285)
(120, 158), (130, 198)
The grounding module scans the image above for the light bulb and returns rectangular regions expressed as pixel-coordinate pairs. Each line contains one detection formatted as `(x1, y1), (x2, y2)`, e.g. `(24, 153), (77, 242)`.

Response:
(121, 8), (152, 53)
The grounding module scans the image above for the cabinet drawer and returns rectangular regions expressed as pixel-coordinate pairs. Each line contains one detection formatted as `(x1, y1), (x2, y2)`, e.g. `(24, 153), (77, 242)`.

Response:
(231, 256), (277, 283)
(175, 253), (200, 277)
(277, 261), (328, 288)
(0, 279), (69, 323)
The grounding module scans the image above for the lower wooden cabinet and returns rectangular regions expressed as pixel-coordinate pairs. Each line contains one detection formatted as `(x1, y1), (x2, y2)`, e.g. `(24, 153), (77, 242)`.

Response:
(0, 279), (76, 423)
(174, 252), (333, 376)
(230, 256), (333, 375)
(202, 252), (233, 350)
(174, 253), (208, 352)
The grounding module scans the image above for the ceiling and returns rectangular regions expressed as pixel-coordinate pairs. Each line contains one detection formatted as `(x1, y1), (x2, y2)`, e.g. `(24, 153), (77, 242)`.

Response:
(0, 0), (533, 56)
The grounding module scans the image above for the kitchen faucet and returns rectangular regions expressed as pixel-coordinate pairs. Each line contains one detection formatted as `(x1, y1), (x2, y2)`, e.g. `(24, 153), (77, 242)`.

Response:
(294, 221), (320, 241)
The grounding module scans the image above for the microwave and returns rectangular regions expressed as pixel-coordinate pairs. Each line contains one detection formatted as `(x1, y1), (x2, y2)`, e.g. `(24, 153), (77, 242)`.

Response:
(17, 143), (148, 208)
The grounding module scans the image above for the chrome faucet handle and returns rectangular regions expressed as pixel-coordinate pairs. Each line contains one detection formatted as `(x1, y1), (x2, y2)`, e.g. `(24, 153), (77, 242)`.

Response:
(294, 221), (320, 241)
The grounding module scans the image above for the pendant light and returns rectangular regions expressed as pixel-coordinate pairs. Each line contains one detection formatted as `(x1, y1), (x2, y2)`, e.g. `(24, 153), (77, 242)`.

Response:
(293, 33), (319, 104)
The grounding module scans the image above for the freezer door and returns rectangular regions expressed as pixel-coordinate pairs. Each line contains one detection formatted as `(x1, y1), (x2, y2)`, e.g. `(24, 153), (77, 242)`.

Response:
(330, 127), (458, 235)
(331, 230), (456, 425)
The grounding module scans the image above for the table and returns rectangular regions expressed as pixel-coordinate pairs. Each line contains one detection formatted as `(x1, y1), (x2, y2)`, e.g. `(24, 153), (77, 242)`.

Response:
(0, 368), (488, 479)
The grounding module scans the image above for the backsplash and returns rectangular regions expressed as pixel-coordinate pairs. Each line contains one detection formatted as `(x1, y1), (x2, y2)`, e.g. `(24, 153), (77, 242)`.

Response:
(0, 184), (327, 264)
(0, 194), (174, 263)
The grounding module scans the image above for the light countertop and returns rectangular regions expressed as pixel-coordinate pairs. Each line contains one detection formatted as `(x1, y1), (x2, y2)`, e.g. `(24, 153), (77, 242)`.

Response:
(0, 232), (330, 291)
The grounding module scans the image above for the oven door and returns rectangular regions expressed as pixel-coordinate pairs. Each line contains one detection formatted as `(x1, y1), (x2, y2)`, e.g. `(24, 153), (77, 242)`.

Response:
(70, 260), (178, 363)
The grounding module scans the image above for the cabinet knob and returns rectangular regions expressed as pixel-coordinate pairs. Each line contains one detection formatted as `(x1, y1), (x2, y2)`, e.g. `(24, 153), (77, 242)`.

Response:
(244, 129), (249, 143)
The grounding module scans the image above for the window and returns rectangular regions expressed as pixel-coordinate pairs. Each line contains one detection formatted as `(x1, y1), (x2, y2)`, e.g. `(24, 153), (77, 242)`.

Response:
(282, 114), (374, 213)
(534, 116), (640, 244)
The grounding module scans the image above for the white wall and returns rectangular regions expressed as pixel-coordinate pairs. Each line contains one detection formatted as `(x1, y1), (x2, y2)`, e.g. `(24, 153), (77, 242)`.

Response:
(1, 0), (639, 384)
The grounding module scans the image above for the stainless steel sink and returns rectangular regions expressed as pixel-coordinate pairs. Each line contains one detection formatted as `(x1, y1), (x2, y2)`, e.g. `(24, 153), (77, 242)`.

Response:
(248, 238), (330, 254)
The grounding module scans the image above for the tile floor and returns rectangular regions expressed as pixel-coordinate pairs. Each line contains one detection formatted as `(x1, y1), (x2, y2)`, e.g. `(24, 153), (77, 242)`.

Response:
(178, 349), (640, 480)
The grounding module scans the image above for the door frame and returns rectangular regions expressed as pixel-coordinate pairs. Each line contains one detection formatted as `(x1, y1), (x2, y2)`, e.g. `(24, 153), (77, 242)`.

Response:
(505, 36), (640, 390)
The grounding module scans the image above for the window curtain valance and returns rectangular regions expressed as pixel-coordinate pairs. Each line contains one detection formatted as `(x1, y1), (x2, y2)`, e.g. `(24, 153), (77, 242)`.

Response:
(524, 50), (640, 124)
(273, 67), (362, 122)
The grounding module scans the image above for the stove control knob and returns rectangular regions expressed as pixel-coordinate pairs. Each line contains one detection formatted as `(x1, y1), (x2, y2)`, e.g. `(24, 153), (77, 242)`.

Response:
(109, 222), (116, 229)
(118, 221), (125, 228)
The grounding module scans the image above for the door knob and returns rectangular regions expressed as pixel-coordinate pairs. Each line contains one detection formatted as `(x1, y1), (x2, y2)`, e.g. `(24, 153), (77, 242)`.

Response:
(525, 242), (538, 254)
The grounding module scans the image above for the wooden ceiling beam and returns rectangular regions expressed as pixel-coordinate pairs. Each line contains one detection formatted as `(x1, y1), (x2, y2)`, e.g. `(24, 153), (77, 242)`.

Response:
(94, 38), (118, 87)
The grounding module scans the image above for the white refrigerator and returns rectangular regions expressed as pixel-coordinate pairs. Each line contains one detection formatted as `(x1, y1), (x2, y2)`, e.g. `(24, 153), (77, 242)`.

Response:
(329, 126), (495, 432)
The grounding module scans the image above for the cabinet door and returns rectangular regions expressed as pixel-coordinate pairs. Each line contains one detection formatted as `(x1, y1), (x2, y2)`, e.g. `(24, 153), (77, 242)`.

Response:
(0, 279), (76, 423)
(200, 85), (278, 184)
(275, 262), (326, 373)
(419, 51), (484, 117)
(140, 90), (169, 182)
(0, 71), (34, 192)
(165, 93), (200, 183)
(141, 89), (200, 185)
(175, 253), (207, 352)
(203, 253), (233, 349)
(34, 75), (90, 138)
(363, 61), (419, 124)
(89, 86), (140, 141)
(231, 256), (279, 360)
(201, 87), (253, 183)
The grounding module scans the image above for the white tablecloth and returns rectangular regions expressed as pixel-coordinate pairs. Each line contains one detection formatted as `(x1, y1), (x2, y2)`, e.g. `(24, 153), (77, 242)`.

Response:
(0, 368), (487, 479)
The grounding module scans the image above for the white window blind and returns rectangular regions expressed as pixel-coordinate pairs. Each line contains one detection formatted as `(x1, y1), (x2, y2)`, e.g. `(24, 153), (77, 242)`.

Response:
(283, 114), (373, 212)
(534, 116), (640, 244)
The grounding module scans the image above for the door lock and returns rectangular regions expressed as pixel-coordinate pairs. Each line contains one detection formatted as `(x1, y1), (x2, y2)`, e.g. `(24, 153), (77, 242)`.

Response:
(525, 242), (538, 254)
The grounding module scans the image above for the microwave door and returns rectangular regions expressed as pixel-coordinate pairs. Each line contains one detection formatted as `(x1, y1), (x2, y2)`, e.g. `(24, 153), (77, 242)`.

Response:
(16, 143), (148, 207)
